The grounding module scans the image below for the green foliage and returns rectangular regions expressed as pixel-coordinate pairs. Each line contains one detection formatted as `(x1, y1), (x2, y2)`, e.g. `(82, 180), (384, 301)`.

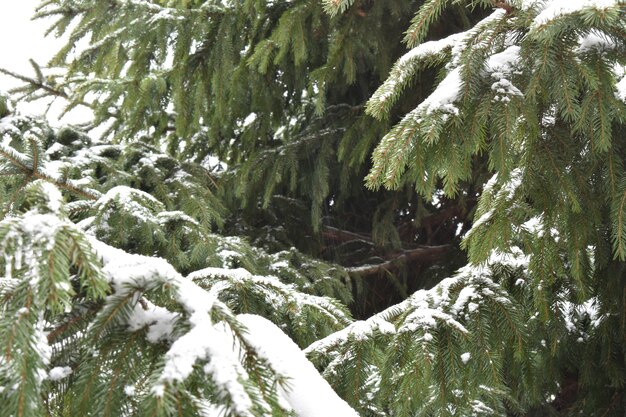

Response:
(6, 0), (488, 321)
(2, 0), (626, 416)
(0, 194), (283, 416)
(29, 0), (464, 251)
(0, 93), (11, 118)
(307, 252), (530, 416)
(0, 102), (353, 416)
(359, 0), (626, 415)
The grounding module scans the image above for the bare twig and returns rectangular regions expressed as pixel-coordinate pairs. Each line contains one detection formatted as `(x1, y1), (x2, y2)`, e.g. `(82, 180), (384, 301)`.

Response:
(321, 226), (371, 243)
(347, 245), (449, 276)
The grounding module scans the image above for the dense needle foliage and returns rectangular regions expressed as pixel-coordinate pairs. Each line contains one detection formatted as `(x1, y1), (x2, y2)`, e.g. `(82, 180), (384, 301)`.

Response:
(0, 0), (625, 416)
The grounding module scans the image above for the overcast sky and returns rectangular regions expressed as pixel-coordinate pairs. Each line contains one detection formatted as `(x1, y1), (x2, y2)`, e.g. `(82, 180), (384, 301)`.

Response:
(0, 1), (60, 91)
(0, 1), (90, 123)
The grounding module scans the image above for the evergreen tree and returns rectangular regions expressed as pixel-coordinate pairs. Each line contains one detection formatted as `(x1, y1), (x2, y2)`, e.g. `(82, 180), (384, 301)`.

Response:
(357, 0), (626, 414)
(14, 0), (480, 317)
(0, 95), (355, 416)
(0, 0), (625, 416)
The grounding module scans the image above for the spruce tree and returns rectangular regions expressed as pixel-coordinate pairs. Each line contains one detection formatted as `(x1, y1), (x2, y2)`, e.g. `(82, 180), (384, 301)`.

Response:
(14, 0), (479, 317)
(357, 0), (626, 414)
(0, 0), (625, 416)
(0, 94), (356, 416)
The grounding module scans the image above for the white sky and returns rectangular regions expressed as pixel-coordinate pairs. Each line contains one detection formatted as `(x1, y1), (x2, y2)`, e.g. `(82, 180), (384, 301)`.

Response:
(0, 1), (90, 124)
(0, 1), (60, 93)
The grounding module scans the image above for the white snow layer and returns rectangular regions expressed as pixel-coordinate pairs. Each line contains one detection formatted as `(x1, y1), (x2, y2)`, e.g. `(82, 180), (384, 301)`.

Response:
(94, 186), (161, 224)
(305, 311), (396, 355)
(39, 181), (64, 213)
(485, 45), (524, 101)
(189, 267), (351, 327)
(398, 33), (464, 66)
(449, 9), (507, 68)
(485, 46), (521, 77)
(242, 112), (257, 127)
(49, 366), (72, 381)
(411, 10), (509, 115)
(418, 67), (463, 115)
(307, 245), (525, 361)
(89, 239), (260, 417)
(237, 314), (360, 417)
(127, 301), (178, 343)
(372, 9), (506, 113)
(88, 238), (358, 417)
(531, 0), (620, 27)
(577, 31), (616, 53)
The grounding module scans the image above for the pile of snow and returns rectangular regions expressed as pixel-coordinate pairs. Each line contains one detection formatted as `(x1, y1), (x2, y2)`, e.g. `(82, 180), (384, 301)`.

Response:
(49, 366), (72, 381)
(417, 67), (463, 115)
(238, 314), (360, 417)
(577, 31), (616, 53)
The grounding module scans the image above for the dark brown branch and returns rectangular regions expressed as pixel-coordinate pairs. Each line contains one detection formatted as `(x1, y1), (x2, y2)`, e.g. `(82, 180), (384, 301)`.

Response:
(493, 1), (514, 13)
(421, 204), (468, 229)
(47, 313), (87, 343)
(138, 297), (149, 310)
(347, 245), (449, 276)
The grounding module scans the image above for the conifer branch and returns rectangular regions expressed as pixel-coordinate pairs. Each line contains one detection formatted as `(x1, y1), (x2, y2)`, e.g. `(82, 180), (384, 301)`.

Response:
(0, 147), (99, 200)
(1, 0), (625, 415)
(0, 67), (69, 99)
(46, 318), (80, 343)
(1, 176), (31, 217)
(0, 67), (119, 120)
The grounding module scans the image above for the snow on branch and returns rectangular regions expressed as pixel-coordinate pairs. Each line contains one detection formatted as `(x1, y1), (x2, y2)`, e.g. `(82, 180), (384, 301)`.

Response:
(530, 0), (621, 28)
(238, 314), (360, 417)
